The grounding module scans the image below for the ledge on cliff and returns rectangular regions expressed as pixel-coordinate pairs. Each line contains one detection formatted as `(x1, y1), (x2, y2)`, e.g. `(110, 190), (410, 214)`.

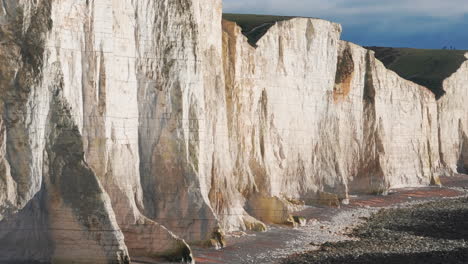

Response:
(223, 13), (299, 46)
(366, 47), (468, 99)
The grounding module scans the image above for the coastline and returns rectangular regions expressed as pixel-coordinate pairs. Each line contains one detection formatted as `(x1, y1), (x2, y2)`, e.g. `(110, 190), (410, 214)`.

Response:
(191, 175), (468, 264)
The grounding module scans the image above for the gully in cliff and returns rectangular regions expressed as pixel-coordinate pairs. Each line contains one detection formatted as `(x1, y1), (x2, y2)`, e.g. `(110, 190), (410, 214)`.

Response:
(0, 0), (467, 263)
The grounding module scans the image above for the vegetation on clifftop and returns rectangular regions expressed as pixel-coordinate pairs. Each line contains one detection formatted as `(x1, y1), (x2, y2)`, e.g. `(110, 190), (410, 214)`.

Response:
(222, 14), (468, 99)
(367, 47), (468, 99)
(223, 13), (297, 46)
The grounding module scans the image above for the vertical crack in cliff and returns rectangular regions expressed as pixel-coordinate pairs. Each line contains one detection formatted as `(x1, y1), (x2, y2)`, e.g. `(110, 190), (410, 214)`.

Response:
(221, 20), (238, 136)
(46, 63), (129, 263)
(81, 2), (107, 179)
(259, 90), (268, 160)
(351, 51), (387, 194)
(0, 3), (55, 262)
(457, 121), (468, 174)
(188, 98), (200, 172)
(305, 20), (315, 51)
(425, 106), (441, 186)
(334, 43), (354, 102)
(436, 102), (449, 172)
(250, 89), (270, 196)
(426, 138), (441, 186)
(277, 35), (287, 74)
(134, 0), (219, 254)
(2, 0), (52, 205)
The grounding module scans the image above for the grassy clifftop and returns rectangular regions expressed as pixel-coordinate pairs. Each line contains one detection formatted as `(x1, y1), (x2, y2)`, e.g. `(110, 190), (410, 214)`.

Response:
(223, 13), (297, 46)
(222, 14), (467, 99)
(367, 47), (468, 99)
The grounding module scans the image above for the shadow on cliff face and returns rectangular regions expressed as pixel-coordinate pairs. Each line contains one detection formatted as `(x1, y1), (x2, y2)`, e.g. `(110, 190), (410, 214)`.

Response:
(0, 187), (52, 263)
(457, 133), (468, 174)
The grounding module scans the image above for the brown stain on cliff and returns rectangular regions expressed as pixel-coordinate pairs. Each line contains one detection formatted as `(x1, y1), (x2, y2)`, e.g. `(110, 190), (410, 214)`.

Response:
(222, 20), (241, 136)
(277, 35), (287, 74)
(222, 20), (238, 84)
(98, 50), (106, 116)
(350, 51), (388, 194)
(333, 43), (355, 103)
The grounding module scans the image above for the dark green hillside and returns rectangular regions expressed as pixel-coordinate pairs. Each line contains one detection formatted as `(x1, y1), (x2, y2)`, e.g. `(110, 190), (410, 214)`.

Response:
(223, 13), (298, 46)
(222, 14), (467, 99)
(367, 47), (468, 99)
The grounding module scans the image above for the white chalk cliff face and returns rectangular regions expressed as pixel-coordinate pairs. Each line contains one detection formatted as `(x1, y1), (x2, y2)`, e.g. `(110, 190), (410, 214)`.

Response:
(331, 42), (441, 192)
(221, 20), (440, 225)
(0, 0), (465, 263)
(0, 0), (221, 262)
(438, 56), (468, 175)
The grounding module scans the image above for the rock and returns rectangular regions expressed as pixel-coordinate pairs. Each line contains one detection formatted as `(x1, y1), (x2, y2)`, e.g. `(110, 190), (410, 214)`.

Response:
(318, 192), (342, 208)
(0, 0), (215, 262)
(310, 242), (323, 247)
(438, 54), (468, 176)
(292, 216), (308, 227)
(309, 219), (319, 225)
(243, 215), (268, 232)
(221, 18), (440, 218)
(0, 1), (467, 263)
(285, 198), (468, 264)
(246, 195), (305, 225)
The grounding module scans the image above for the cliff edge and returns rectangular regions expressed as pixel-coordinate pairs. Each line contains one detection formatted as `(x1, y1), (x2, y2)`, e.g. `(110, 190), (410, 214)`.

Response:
(0, 2), (466, 263)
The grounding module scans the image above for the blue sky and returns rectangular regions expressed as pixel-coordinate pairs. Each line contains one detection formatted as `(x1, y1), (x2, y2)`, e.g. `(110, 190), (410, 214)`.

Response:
(223, 0), (468, 49)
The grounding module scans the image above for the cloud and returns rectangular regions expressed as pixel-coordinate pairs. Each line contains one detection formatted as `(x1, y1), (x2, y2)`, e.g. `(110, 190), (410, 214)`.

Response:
(224, 0), (468, 18)
(223, 0), (468, 26)
(223, 0), (468, 49)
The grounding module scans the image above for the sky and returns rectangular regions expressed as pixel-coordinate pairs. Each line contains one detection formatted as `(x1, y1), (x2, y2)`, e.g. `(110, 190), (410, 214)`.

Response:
(223, 0), (468, 49)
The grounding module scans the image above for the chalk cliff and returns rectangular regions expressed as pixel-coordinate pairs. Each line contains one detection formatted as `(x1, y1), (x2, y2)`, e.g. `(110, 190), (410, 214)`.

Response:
(0, 0), (464, 263)
(0, 0), (221, 262)
(221, 19), (440, 225)
(438, 56), (468, 175)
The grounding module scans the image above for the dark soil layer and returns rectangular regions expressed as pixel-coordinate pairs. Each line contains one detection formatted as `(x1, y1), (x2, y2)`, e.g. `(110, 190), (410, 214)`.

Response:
(366, 47), (467, 99)
(222, 13), (297, 46)
(283, 197), (468, 264)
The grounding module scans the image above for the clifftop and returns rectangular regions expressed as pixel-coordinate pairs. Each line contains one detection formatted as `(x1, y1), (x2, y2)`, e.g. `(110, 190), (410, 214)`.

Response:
(223, 14), (468, 99)
(223, 13), (467, 99)
(223, 13), (297, 46)
(1, 3), (467, 263)
(366, 47), (468, 99)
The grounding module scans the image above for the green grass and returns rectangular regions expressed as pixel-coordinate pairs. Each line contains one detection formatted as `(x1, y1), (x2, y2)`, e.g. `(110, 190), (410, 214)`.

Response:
(222, 14), (467, 99)
(367, 47), (468, 99)
(223, 13), (298, 46)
